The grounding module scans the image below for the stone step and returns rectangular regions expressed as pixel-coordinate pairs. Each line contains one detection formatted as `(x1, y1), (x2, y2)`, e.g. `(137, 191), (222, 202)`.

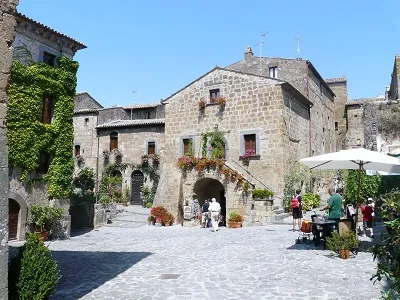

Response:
(273, 208), (284, 215)
(273, 212), (290, 222)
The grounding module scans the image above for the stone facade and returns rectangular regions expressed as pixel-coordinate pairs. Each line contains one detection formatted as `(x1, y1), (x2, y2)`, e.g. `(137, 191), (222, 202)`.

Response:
(0, 0), (19, 298)
(389, 55), (400, 100)
(343, 102), (365, 149)
(326, 77), (348, 150)
(8, 14), (85, 241)
(227, 49), (336, 156)
(154, 67), (311, 222)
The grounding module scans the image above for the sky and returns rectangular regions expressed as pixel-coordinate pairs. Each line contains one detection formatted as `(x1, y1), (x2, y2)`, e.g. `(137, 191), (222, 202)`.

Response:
(18, 0), (400, 107)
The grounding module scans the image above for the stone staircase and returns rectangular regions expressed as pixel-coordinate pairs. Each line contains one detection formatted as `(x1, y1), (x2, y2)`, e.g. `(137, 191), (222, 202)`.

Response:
(105, 205), (150, 228)
(272, 205), (290, 223)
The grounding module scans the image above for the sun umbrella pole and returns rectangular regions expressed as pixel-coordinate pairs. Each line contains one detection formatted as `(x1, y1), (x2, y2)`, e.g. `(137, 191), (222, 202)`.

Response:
(355, 163), (362, 236)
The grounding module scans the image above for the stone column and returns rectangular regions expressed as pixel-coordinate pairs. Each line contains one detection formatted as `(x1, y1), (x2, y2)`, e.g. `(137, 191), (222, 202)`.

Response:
(0, 1), (19, 299)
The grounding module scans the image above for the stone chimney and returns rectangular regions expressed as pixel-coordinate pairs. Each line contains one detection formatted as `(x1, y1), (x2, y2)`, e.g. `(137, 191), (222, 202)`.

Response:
(244, 46), (253, 61)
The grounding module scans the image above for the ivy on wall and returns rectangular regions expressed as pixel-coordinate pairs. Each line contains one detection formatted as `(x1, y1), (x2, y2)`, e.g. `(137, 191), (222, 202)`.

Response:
(201, 131), (225, 158)
(7, 57), (79, 198)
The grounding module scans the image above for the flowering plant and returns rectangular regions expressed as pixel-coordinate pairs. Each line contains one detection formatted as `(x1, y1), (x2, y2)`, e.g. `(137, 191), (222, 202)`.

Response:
(242, 149), (255, 160)
(177, 156), (193, 169)
(216, 97), (226, 106)
(230, 170), (239, 180)
(150, 206), (168, 218)
(198, 99), (206, 110)
(142, 155), (149, 163)
(152, 153), (160, 163)
(221, 167), (230, 176)
(112, 148), (122, 158)
(102, 149), (110, 159)
(75, 155), (85, 165)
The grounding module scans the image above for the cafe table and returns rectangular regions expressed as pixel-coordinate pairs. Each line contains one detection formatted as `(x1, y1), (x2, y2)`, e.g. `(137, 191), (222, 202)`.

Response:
(311, 219), (337, 250)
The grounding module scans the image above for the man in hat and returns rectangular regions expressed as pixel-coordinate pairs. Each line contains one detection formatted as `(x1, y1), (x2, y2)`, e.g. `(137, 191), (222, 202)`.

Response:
(208, 198), (221, 231)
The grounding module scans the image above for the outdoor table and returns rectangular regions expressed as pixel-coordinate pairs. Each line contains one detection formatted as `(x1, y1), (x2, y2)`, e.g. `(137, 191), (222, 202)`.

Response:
(311, 220), (336, 250)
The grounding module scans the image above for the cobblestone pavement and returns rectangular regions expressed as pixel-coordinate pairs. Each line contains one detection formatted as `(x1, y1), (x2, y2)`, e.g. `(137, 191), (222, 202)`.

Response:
(48, 209), (385, 300)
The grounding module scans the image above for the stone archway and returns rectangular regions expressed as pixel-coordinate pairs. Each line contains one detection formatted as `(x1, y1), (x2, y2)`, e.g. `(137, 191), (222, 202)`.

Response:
(193, 178), (226, 226)
(8, 191), (27, 241)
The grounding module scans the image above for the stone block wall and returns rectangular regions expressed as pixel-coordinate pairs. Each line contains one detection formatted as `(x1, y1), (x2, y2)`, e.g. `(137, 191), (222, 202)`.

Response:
(0, 0), (19, 298)
(343, 104), (364, 149)
(389, 55), (400, 100)
(98, 107), (129, 125)
(326, 78), (348, 150)
(155, 67), (310, 216)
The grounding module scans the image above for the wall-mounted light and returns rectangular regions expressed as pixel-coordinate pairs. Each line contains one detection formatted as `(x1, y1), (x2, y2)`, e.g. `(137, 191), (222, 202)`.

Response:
(214, 124), (218, 130)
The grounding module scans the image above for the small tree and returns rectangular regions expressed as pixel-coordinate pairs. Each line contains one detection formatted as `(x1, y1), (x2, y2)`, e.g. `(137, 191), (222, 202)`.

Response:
(344, 170), (381, 206)
(72, 167), (95, 195)
(17, 233), (61, 299)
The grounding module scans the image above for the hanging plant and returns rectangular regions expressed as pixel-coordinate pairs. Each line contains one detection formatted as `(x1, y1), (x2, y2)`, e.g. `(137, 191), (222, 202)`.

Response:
(198, 99), (206, 110)
(141, 155), (149, 164)
(152, 154), (160, 164)
(75, 155), (85, 166)
(111, 148), (122, 158)
(216, 97), (226, 107)
(102, 149), (110, 159)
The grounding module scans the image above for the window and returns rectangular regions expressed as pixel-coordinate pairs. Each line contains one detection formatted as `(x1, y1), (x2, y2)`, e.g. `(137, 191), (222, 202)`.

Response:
(147, 141), (156, 155)
(269, 67), (278, 78)
(41, 95), (53, 124)
(244, 134), (256, 154)
(74, 145), (81, 157)
(84, 118), (89, 126)
(209, 89), (220, 104)
(110, 132), (118, 151)
(335, 122), (338, 131)
(37, 152), (51, 174)
(42, 51), (56, 66)
(323, 127), (325, 133)
(183, 138), (192, 156)
(144, 111), (150, 119)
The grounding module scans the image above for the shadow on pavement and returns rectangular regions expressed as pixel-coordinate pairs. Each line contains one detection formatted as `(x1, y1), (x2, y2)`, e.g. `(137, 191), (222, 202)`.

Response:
(70, 228), (95, 238)
(51, 251), (152, 299)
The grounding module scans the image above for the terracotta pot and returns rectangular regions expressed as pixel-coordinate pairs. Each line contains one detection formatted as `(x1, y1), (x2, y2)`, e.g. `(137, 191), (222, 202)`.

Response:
(339, 249), (350, 259)
(35, 231), (49, 242)
(156, 217), (163, 224)
(164, 223), (170, 227)
(228, 222), (242, 228)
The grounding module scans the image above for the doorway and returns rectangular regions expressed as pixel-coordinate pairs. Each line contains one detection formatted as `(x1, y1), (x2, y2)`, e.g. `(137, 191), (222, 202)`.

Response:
(193, 178), (226, 226)
(9, 199), (20, 240)
(131, 170), (144, 205)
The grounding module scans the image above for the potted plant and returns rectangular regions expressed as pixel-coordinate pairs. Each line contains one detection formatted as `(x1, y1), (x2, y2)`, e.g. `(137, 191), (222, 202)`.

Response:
(150, 206), (168, 224)
(163, 213), (173, 227)
(30, 205), (63, 241)
(142, 154), (149, 164)
(326, 230), (359, 259)
(216, 96), (226, 107)
(228, 211), (243, 228)
(220, 167), (230, 176)
(242, 149), (255, 163)
(252, 189), (274, 199)
(152, 153), (160, 164)
(102, 149), (110, 159)
(198, 99), (206, 110)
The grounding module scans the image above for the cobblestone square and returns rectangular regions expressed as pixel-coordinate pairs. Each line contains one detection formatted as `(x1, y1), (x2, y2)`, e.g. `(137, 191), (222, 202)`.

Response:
(47, 209), (385, 300)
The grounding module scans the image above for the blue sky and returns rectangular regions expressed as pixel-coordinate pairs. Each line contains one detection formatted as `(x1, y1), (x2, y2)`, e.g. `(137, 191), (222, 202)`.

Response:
(18, 0), (400, 107)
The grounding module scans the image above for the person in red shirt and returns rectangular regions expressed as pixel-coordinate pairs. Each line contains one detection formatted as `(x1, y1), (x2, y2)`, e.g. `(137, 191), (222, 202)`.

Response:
(361, 199), (375, 238)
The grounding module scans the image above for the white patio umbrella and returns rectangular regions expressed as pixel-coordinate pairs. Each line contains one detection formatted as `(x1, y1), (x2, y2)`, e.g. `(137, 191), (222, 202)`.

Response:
(299, 148), (400, 205)
(299, 148), (400, 235)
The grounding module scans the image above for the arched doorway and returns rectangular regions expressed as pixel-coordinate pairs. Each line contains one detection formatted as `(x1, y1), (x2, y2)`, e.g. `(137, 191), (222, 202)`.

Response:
(9, 199), (19, 240)
(193, 178), (226, 226)
(131, 170), (144, 205)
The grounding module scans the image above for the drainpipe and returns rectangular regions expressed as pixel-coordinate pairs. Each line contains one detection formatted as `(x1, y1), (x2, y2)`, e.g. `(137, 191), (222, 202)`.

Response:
(96, 114), (100, 202)
(306, 62), (312, 156)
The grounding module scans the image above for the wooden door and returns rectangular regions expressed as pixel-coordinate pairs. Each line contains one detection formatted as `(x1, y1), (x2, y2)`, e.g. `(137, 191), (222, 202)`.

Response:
(8, 199), (19, 240)
(131, 170), (144, 205)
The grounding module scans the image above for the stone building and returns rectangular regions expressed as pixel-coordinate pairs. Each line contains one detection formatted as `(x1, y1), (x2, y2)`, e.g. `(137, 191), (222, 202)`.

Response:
(73, 94), (164, 205)
(1, 0), (19, 297)
(7, 13), (85, 241)
(154, 65), (319, 224)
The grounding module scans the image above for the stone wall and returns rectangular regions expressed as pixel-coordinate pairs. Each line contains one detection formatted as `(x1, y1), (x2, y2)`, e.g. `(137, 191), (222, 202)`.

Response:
(74, 92), (103, 111)
(98, 107), (130, 125)
(343, 104), (364, 149)
(389, 55), (400, 100)
(326, 78), (348, 150)
(154, 67), (310, 218)
(0, 0), (19, 298)
(73, 112), (99, 174)
(98, 125), (164, 192)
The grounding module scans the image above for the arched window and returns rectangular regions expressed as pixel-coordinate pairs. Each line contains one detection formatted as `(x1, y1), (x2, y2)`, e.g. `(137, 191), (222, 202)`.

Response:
(110, 132), (118, 151)
(74, 145), (81, 157)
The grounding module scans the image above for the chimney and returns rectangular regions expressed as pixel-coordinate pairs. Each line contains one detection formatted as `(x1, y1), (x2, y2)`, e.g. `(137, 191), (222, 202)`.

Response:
(244, 46), (253, 61)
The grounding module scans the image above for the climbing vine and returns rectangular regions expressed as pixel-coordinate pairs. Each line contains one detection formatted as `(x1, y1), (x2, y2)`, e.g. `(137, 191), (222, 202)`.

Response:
(7, 57), (79, 198)
(201, 131), (225, 158)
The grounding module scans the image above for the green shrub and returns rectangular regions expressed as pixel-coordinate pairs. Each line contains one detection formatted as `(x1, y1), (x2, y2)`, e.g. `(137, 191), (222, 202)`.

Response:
(252, 189), (274, 199)
(302, 193), (321, 211)
(30, 205), (63, 232)
(17, 233), (61, 299)
(326, 231), (359, 252)
(228, 211), (243, 222)
(99, 194), (112, 205)
(146, 202), (153, 208)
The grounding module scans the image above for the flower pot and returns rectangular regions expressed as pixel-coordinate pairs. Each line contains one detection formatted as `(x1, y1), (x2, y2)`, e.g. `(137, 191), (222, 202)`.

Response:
(156, 217), (163, 224)
(339, 249), (350, 259)
(228, 222), (242, 228)
(35, 231), (49, 242)
(164, 223), (170, 227)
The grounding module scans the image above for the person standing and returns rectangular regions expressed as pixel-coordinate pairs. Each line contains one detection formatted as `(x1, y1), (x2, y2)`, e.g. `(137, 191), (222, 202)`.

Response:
(361, 199), (375, 238)
(209, 198), (221, 232)
(321, 188), (343, 233)
(291, 190), (303, 231)
(201, 199), (210, 228)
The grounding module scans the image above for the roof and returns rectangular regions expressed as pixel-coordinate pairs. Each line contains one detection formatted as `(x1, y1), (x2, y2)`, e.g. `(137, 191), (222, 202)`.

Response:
(123, 103), (160, 109)
(325, 76), (347, 84)
(226, 56), (335, 97)
(74, 109), (99, 115)
(74, 92), (104, 109)
(162, 66), (286, 103)
(345, 97), (382, 106)
(16, 12), (86, 50)
(96, 118), (165, 129)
